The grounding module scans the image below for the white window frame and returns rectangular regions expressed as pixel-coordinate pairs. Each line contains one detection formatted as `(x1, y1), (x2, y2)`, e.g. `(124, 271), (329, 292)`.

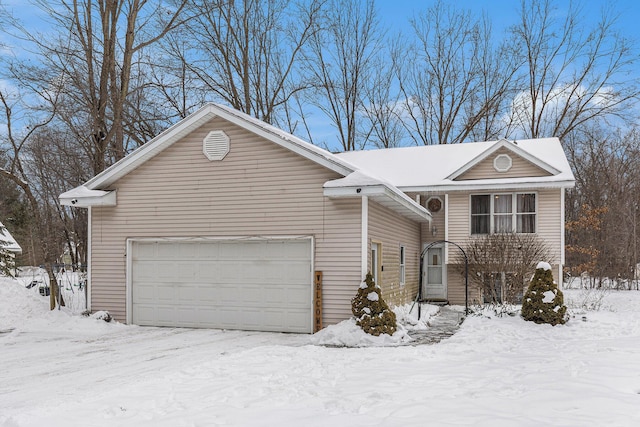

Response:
(470, 192), (537, 235)
(399, 245), (406, 286)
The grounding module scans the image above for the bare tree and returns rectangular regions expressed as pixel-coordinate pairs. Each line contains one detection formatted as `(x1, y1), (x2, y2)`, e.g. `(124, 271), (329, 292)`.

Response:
(0, 85), (65, 306)
(506, 0), (640, 140)
(359, 42), (407, 149)
(394, 2), (516, 145)
(179, 0), (323, 129)
(564, 124), (640, 287)
(8, 0), (190, 175)
(456, 233), (550, 304)
(303, 0), (382, 151)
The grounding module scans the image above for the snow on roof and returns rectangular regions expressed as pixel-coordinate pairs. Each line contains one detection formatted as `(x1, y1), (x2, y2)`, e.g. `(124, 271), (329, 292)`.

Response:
(323, 170), (389, 188)
(334, 138), (575, 191)
(0, 221), (22, 254)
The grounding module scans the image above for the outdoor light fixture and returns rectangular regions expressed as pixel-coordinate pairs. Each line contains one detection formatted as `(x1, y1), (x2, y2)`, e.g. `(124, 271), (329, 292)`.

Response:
(431, 225), (437, 236)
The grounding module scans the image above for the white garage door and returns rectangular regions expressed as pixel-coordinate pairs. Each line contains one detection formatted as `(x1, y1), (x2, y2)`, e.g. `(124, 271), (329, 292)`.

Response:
(130, 238), (313, 333)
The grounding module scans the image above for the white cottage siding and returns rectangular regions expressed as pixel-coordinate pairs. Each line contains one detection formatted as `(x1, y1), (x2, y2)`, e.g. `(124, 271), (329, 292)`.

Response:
(89, 117), (361, 326)
(367, 200), (421, 307)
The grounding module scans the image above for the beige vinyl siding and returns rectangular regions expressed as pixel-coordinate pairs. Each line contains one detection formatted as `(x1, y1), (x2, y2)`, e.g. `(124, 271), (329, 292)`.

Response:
(90, 116), (361, 326)
(456, 147), (552, 181)
(367, 199), (422, 307)
(444, 189), (563, 304)
(422, 196), (445, 243)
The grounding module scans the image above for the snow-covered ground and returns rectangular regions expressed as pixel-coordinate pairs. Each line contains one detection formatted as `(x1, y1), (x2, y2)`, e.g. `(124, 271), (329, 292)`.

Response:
(1, 277), (640, 426)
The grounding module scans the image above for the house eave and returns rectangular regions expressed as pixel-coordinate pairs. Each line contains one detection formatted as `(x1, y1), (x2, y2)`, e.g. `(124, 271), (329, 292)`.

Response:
(324, 185), (431, 223)
(399, 179), (576, 193)
(59, 187), (117, 207)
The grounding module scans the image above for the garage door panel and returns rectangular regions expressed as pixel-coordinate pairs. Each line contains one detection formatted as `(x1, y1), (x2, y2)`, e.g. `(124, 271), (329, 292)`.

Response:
(287, 263), (312, 280)
(135, 243), (157, 259)
(286, 286), (312, 306)
(131, 239), (313, 332)
(158, 283), (177, 300)
(133, 263), (158, 281)
(133, 282), (156, 301)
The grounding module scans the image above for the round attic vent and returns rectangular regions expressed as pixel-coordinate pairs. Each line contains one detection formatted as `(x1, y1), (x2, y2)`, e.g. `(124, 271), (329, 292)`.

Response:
(427, 197), (442, 213)
(203, 130), (230, 161)
(493, 154), (512, 173)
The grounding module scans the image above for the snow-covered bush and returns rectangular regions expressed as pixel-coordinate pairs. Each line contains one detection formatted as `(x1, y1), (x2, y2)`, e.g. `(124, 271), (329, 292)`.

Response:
(521, 262), (567, 325)
(351, 273), (397, 336)
(468, 302), (519, 318)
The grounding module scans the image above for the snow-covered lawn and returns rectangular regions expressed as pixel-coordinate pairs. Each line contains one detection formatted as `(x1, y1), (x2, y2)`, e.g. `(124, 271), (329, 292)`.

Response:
(1, 278), (640, 426)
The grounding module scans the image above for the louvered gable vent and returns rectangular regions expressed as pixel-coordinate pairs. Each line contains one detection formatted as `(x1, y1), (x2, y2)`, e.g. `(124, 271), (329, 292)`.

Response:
(203, 130), (230, 161)
(493, 153), (512, 172)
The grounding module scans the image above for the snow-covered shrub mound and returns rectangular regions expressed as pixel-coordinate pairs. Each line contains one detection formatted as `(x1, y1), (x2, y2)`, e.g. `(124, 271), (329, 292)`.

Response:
(521, 262), (567, 325)
(351, 273), (397, 336)
(310, 317), (412, 347)
(393, 302), (439, 331)
(0, 277), (50, 328)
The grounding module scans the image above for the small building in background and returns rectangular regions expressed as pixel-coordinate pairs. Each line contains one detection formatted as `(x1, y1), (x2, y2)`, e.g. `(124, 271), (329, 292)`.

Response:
(0, 220), (22, 276)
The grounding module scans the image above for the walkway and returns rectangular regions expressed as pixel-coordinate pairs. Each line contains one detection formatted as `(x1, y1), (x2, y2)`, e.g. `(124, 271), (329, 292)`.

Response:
(407, 306), (465, 345)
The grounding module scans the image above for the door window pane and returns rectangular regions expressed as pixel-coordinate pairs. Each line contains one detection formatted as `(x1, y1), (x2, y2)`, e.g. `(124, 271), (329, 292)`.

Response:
(427, 248), (442, 284)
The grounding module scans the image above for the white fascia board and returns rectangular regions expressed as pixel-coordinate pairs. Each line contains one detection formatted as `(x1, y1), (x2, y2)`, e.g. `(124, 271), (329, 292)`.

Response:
(324, 184), (387, 197)
(399, 179), (575, 193)
(446, 139), (561, 180)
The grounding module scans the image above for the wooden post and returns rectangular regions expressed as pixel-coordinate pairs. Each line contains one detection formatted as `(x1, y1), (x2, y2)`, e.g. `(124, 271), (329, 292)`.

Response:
(49, 272), (55, 310)
(314, 271), (323, 332)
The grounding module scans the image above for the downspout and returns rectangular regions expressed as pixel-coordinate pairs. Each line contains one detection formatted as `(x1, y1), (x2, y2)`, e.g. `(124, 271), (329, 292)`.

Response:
(560, 187), (565, 285)
(361, 196), (368, 279)
(87, 206), (92, 312)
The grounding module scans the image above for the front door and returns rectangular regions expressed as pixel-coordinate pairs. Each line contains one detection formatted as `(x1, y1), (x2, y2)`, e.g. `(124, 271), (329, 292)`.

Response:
(423, 245), (447, 300)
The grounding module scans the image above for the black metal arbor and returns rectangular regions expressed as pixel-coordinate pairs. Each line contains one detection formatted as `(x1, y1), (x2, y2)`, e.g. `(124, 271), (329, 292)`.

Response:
(418, 240), (469, 317)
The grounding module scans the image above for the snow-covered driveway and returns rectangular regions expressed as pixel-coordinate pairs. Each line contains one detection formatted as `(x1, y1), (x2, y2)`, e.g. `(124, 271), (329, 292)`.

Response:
(1, 322), (309, 416)
(2, 278), (640, 426)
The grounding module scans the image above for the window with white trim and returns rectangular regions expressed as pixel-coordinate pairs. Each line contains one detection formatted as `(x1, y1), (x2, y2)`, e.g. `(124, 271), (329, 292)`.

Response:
(471, 193), (536, 234)
(399, 245), (406, 285)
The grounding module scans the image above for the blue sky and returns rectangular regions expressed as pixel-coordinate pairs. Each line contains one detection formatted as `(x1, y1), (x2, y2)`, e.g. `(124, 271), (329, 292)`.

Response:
(377, 0), (640, 42)
(3, 0), (639, 150)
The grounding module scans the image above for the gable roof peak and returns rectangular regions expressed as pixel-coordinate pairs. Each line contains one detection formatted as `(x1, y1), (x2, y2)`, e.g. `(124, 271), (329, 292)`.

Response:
(446, 137), (562, 180)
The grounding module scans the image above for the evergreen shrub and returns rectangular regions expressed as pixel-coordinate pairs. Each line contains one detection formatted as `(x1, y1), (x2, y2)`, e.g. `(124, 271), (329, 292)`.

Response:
(521, 262), (567, 325)
(351, 272), (397, 336)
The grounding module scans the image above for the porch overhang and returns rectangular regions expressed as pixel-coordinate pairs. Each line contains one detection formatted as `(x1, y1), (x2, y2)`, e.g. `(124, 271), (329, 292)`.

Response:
(324, 172), (431, 223)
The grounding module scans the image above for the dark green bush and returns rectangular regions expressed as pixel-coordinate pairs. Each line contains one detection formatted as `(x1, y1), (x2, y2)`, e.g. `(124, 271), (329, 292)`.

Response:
(521, 264), (567, 325)
(351, 273), (397, 336)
